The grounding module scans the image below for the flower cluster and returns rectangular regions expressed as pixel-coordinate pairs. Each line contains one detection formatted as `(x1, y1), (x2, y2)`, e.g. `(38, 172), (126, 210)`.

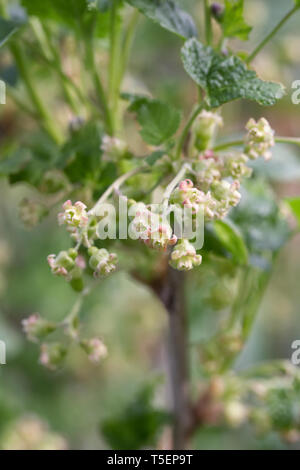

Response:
(22, 308), (109, 370)
(49, 199), (118, 290)
(130, 202), (177, 250)
(195, 151), (222, 190)
(170, 178), (216, 219)
(244, 118), (275, 160)
(88, 247), (118, 278)
(210, 180), (241, 218)
(170, 239), (202, 271)
(58, 200), (89, 229)
(223, 153), (253, 180)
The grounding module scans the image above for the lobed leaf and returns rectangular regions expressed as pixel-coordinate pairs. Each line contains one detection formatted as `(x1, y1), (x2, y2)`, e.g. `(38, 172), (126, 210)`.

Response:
(181, 38), (285, 108)
(220, 0), (252, 41)
(125, 94), (181, 146)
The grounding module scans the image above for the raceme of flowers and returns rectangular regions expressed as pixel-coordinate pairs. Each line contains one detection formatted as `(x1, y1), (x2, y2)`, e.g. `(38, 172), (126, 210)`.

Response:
(21, 113), (275, 369)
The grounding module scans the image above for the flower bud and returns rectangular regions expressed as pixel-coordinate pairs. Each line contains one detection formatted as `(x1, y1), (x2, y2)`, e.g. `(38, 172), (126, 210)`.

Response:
(58, 200), (89, 229)
(191, 110), (223, 153)
(211, 180), (241, 217)
(171, 179), (204, 214)
(22, 314), (56, 343)
(88, 247), (118, 278)
(130, 203), (177, 250)
(211, 3), (225, 21)
(47, 249), (76, 279)
(244, 118), (275, 160)
(223, 153), (252, 179)
(195, 153), (222, 189)
(145, 222), (177, 251)
(170, 239), (202, 271)
(39, 343), (67, 370)
(80, 338), (108, 363)
(19, 198), (48, 229)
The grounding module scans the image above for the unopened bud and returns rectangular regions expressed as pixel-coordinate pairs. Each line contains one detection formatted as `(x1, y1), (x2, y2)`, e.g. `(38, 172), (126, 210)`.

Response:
(191, 110), (223, 153)
(88, 247), (118, 278)
(80, 338), (108, 363)
(22, 314), (56, 343)
(244, 118), (275, 160)
(39, 343), (67, 370)
(211, 3), (225, 21)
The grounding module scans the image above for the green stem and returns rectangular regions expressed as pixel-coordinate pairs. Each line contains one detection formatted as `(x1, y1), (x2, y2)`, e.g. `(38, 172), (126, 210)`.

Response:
(213, 136), (300, 152)
(9, 42), (63, 144)
(62, 295), (84, 327)
(38, 21), (81, 114)
(23, 38), (89, 112)
(204, 0), (212, 46)
(84, 27), (112, 134)
(89, 165), (147, 215)
(109, 0), (123, 135)
(247, 5), (300, 64)
(275, 136), (300, 146)
(119, 9), (139, 86)
(175, 104), (204, 160)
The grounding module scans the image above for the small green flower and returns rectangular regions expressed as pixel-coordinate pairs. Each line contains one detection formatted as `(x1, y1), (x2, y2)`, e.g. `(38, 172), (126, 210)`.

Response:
(39, 343), (68, 370)
(88, 247), (118, 278)
(170, 239), (202, 271)
(22, 314), (56, 343)
(244, 118), (275, 160)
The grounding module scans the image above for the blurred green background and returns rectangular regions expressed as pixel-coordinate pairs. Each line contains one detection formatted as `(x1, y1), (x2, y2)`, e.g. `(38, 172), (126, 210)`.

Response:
(0, 0), (300, 449)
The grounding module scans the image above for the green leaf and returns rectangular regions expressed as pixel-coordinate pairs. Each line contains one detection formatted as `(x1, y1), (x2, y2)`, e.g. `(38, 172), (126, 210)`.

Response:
(219, 0), (252, 40)
(251, 144), (300, 182)
(0, 17), (19, 47)
(181, 38), (285, 108)
(21, 0), (87, 29)
(126, 0), (197, 39)
(126, 95), (181, 146)
(231, 179), (290, 264)
(60, 121), (104, 183)
(214, 219), (249, 265)
(286, 197), (300, 229)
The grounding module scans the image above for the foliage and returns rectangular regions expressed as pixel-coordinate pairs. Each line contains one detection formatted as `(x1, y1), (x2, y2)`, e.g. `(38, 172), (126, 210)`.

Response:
(0, 0), (300, 451)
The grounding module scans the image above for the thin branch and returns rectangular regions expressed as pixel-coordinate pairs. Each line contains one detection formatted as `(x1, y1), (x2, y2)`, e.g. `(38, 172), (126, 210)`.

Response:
(89, 165), (148, 215)
(213, 136), (300, 152)
(247, 5), (300, 64)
